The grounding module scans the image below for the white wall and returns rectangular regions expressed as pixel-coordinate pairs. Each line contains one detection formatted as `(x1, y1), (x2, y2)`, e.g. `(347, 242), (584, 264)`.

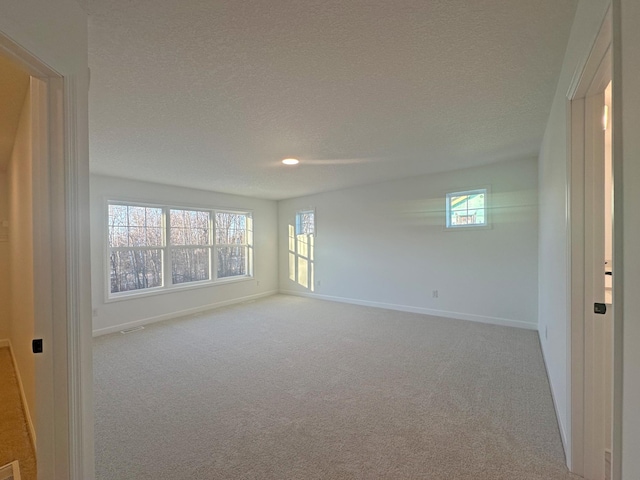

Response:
(90, 175), (279, 334)
(279, 157), (538, 329)
(617, 0), (640, 477)
(537, 0), (610, 460)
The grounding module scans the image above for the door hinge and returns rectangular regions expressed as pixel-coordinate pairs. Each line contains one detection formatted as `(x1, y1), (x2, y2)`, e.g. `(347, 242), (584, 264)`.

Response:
(32, 339), (43, 354)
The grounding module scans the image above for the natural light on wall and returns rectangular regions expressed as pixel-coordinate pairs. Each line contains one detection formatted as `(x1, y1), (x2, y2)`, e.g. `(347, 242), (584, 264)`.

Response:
(288, 210), (315, 291)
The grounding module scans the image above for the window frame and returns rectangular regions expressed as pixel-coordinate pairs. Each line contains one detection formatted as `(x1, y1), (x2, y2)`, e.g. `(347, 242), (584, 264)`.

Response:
(107, 202), (166, 296)
(105, 199), (253, 301)
(168, 208), (213, 286)
(214, 209), (253, 281)
(295, 208), (316, 236)
(445, 187), (490, 230)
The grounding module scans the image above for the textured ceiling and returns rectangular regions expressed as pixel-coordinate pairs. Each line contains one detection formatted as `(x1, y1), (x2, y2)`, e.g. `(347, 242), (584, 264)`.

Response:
(0, 54), (29, 172)
(88, 0), (578, 200)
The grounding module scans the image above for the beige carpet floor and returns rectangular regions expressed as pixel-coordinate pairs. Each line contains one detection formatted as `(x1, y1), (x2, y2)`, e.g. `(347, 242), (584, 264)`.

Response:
(94, 295), (579, 480)
(0, 347), (36, 480)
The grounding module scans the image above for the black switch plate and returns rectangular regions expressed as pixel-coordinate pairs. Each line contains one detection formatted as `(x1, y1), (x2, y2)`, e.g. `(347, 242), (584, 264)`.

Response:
(32, 339), (43, 354)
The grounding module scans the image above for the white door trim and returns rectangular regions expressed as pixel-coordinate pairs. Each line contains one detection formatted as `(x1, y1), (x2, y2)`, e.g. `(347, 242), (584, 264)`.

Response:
(567, 6), (621, 479)
(0, 32), (93, 480)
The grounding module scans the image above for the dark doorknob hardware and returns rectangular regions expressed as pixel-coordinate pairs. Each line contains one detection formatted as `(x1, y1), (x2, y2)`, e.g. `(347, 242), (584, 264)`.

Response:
(594, 303), (607, 315)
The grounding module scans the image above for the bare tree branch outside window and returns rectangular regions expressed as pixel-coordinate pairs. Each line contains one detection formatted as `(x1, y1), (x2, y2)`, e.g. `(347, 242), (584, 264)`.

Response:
(108, 204), (163, 293)
(296, 210), (315, 236)
(107, 203), (252, 297)
(170, 209), (210, 284)
(215, 212), (249, 278)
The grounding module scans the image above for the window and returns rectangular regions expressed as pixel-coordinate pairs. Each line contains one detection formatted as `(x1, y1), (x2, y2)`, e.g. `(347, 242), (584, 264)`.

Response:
(107, 201), (252, 298)
(445, 188), (488, 228)
(170, 209), (211, 284)
(295, 209), (315, 236)
(215, 211), (251, 279)
(108, 204), (164, 294)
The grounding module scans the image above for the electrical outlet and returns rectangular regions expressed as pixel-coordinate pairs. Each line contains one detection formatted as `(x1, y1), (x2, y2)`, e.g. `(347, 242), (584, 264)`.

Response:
(432, 290), (438, 298)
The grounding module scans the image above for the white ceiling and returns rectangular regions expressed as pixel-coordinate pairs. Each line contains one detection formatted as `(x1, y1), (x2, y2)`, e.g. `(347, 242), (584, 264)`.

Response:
(0, 54), (29, 172)
(88, 0), (578, 200)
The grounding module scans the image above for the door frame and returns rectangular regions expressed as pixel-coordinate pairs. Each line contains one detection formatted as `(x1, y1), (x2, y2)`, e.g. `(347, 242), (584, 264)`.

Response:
(0, 32), (93, 480)
(567, 6), (621, 479)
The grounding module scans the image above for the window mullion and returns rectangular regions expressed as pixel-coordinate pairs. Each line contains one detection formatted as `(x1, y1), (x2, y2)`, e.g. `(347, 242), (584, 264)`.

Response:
(164, 206), (171, 287)
(108, 202), (252, 298)
(211, 210), (217, 281)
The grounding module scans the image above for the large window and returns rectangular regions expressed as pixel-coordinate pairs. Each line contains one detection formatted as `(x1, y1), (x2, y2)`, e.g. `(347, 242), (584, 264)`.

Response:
(107, 202), (252, 298)
(445, 188), (488, 228)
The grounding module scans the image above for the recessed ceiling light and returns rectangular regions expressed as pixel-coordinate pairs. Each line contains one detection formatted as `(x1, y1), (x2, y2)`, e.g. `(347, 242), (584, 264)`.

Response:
(282, 158), (300, 165)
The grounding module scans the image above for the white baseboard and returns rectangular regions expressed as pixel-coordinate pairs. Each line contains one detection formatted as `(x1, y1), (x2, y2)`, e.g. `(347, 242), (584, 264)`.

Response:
(92, 290), (279, 337)
(538, 330), (570, 466)
(0, 340), (37, 454)
(279, 290), (538, 331)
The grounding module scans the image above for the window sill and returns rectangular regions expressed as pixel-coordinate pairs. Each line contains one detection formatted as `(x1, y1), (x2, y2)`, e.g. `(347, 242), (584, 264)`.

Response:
(105, 275), (254, 303)
(444, 224), (492, 231)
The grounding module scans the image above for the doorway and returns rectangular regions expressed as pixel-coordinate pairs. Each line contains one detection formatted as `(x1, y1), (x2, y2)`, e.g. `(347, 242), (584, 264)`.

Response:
(582, 81), (614, 480)
(0, 40), (71, 479)
(0, 51), (37, 479)
(0, 8), (94, 476)
(568, 7), (619, 480)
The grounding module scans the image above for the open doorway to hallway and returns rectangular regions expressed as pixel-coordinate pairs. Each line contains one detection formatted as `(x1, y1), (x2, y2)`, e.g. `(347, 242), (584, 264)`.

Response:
(568, 9), (617, 477)
(0, 50), (37, 480)
(582, 79), (614, 480)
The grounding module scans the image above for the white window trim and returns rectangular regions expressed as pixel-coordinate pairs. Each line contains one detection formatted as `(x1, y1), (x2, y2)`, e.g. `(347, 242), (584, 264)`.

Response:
(104, 199), (254, 302)
(168, 207), (214, 286)
(445, 187), (491, 230)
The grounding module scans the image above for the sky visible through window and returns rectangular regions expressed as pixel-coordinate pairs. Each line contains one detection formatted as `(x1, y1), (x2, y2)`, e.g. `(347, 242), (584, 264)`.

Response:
(107, 203), (252, 295)
(447, 189), (486, 227)
(296, 210), (315, 236)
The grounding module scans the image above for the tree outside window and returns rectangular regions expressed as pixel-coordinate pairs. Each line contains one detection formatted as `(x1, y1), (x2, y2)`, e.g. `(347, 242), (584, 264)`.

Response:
(445, 189), (488, 228)
(108, 204), (164, 294)
(107, 202), (252, 298)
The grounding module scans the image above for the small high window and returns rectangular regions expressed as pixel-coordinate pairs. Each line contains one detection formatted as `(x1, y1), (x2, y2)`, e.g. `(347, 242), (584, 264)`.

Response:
(445, 188), (488, 228)
(295, 209), (315, 236)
